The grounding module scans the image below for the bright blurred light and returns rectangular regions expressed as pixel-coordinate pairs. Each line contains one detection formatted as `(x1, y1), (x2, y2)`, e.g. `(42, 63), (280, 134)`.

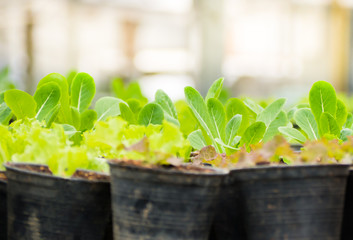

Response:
(107, 0), (193, 13)
(134, 49), (192, 73)
(138, 74), (194, 101)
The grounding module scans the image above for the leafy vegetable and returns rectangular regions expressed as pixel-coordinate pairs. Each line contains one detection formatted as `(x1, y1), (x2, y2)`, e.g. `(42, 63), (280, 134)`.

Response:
(278, 127), (306, 143)
(155, 89), (179, 126)
(309, 81), (337, 126)
(320, 112), (340, 137)
(95, 96), (125, 122)
(84, 118), (191, 164)
(205, 78), (224, 102)
(37, 73), (71, 124)
(225, 114), (242, 146)
(71, 73), (96, 113)
(33, 82), (61, 123)
(239, 122), (266, 149)
(187, 129), (207, 150)
(225, 98), (250, 135)
(4, 90), (36, 119)
(257, 98), (286, 126)
(184, 86), (221, 152)
(293, 108), (319, 140)
(138, 103), (164, 126)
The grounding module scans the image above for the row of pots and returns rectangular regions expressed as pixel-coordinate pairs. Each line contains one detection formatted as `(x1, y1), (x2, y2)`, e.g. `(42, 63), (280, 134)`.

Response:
(0, 162), (353, 240)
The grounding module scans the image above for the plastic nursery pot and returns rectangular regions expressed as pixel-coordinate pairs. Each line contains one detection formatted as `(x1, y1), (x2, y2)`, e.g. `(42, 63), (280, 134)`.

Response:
(5, 163), (113, 240)
(109, 160), (228, 240)
(210, 164), (349, 240)
(0, 171), (7, 240)
(341, 166), (353, 239)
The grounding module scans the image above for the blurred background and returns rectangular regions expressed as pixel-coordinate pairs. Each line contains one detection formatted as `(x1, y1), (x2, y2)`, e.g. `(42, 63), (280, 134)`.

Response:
(0, 0), (352, 104)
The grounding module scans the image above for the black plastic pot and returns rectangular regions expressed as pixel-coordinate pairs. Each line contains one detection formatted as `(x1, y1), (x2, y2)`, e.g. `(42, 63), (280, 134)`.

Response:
(0, 172), (7, 240)
(5, 163), (112, 240)
(210, 164), (349, 240)
(109, 161), (228, 240)
(341, 167), (353, 239)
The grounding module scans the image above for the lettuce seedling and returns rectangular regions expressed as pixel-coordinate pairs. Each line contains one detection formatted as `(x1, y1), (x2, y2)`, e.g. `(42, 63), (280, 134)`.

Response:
(0, 118), (106, 176)
(279, 81), (351, 143)
(184, 78), (288, 154)
(84, 117), (191, 165)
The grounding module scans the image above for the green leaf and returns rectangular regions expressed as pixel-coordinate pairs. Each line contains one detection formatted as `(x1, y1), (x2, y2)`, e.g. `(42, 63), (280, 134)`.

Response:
(231, 136), (241, 146)
(155, 89), (178, 119)
(155, 89), (179, 126)
(95, 96), (125, 122)
(345, 113), (353, 129)
(70, 106), (81, 130)
(175, 100), (198, 137)
(119, 102), (136, 124)
(215, 138), (238, 153)
(61, 124), (79, 138)
(287, 107), (297, 121)
(45, 104), (61, 127)
(71, 72), (96, 113)
(225, 114), (242, 145)
(0, 103), (12, 125)
(112, 78), (126, 99)
(66, 70), (77, 94)
(239, 122), (266, 149)
(278, 126), (306, 143)
(37, 73), (71, 124)
(309, 81), (337, 125)
(34, 82), (61, 122)
(187, 129), (207, 150)
(126, 82), (148, 104)
(336, 99), (347, 129)
(205, 78), (224, 102)
(0, 92), (4, 103)
(225, 98), (250, 135)
(4, 89), (36, 119)
(127, 99), (142, 115)
(80, 109), (97, 131)
(184, 86), (219, 151)
(263, 111), (288, 142)
(243, 98), (264, 115)
(320, 112), (340, 137)
(207, 98), (226, 143)
(138, 103), (164, 126)
(294, 108), (319, 140)
(257, 98), (286, 126)
(340, 128), (353, 141)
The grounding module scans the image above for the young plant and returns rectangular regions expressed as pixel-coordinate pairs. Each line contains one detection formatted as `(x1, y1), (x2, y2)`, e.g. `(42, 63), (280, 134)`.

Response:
(279, 81), (351, 143)
(84, 117), (191, 165)
(184, 78), (289, 154)
(0, 119), (105, 176)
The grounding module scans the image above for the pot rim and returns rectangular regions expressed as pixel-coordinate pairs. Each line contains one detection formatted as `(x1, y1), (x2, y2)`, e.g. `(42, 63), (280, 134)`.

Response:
(229, 163), (350, 172)
(108, 160), (229, 177)
(4, 162), (110, 183)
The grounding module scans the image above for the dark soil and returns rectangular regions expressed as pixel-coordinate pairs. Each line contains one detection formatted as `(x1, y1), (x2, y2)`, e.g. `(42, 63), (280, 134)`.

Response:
(0, 172), (6, 181)
(110, 159), (215, 173)
(15, 164), (52, 175)
(72, 170), (110, 181)
(8, 163), (109, 181)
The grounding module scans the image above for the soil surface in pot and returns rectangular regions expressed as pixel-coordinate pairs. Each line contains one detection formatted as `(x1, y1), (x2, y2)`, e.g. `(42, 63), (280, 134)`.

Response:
(11, 164), (109, 180)
(0, 172), (6, 181)
(110, 159), (215, 173)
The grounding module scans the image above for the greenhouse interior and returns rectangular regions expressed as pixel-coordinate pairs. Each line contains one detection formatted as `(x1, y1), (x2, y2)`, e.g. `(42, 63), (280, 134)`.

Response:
(2, 0), (353, 239)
